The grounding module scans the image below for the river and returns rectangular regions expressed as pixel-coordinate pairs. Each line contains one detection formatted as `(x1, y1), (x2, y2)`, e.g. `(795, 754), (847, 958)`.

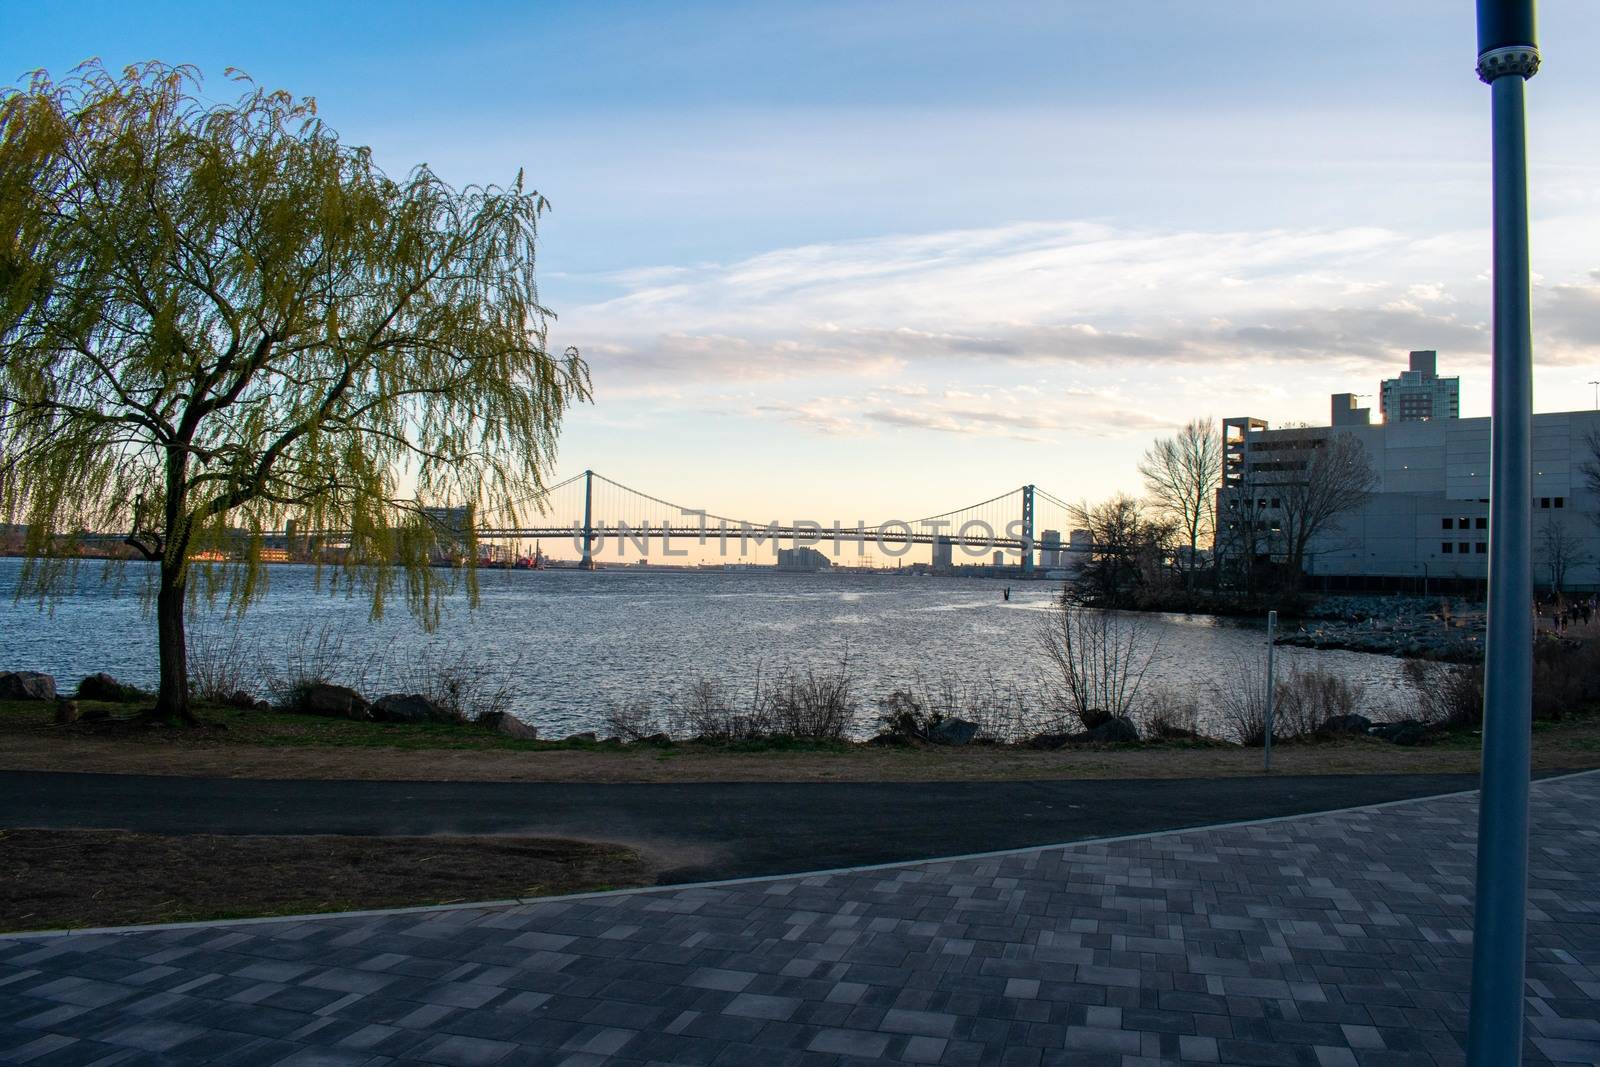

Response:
(0, 559), (1419, 738)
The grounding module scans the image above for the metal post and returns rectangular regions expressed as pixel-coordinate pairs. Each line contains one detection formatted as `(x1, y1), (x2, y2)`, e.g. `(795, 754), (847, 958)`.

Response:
(1020, 485), (1036, 577)
(581, 469), (595, 570)
(1468, 3), (1538, 1062)
(1263, 610), (1276, 772)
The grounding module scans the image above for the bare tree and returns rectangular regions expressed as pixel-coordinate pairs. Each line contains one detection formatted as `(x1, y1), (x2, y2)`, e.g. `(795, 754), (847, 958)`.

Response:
(1269, 433), (1377, 583)
(1539, 511), (1587, 597)
(1582, 429), (1600, 533)
(1068, 494), (1176, 606)
(1139, 418), (1221, 588)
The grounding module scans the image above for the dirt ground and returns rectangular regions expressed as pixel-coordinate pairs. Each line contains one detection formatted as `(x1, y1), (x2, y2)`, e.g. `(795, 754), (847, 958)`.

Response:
(3, 718), (1600, 782)
(0, 829), (653, 932)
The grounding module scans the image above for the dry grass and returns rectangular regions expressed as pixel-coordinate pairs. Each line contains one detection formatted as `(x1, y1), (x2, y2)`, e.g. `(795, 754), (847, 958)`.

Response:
(0, 829), (652, 932)
(2, 696), (1600, 783)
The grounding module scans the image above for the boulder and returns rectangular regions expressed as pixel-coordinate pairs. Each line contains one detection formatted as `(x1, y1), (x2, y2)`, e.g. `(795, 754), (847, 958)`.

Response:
(222, 690), (260, 710)
(301, 682), (370, 721)
(930, 717), (980, 746)
(563, 731), (598, 744)
(1086, 716), (1140, 744)
(75, 673), (147, 703)
(1370, 719), (1431, 746)
(1319, 713), (1373, 737)
(54, 698), (80, 725)
(0, 671), (56, 701)
(477, 711), (539, 739)
(372, 693), (450, 725)
(635, 733), (673, 746)
(1388, 722), (1431, 747)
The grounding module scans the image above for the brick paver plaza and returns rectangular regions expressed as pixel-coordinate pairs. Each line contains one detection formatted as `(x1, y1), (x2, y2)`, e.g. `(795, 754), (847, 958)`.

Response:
(3, 772), (1599, 1066)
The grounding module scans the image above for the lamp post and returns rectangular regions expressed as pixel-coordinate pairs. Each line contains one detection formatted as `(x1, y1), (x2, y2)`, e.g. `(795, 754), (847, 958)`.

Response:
(1468, 2), (1538, 1063)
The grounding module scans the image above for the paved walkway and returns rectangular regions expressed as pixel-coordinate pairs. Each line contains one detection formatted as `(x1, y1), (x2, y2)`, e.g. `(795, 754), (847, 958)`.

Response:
(3, 774), (1599, 1066)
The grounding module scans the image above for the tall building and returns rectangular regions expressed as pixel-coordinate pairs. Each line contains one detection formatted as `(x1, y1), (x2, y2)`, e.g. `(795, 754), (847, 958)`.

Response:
(931, 536), (954, 572)
(1380, 350), (1459, 423)
(1039, 529), (1063, 567)
(1216, 403), (1600, 591)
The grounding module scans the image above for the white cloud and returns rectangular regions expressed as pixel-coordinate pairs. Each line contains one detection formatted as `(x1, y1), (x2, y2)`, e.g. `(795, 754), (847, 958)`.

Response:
(555, 217), (1600, 441)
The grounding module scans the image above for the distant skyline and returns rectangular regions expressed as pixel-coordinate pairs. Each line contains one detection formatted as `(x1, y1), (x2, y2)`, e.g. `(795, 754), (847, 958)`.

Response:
(8, 1), (1600, 524)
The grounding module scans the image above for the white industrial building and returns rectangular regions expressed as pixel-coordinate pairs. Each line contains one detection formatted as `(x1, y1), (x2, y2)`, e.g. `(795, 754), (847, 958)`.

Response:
(1219, 354), (1599, 593)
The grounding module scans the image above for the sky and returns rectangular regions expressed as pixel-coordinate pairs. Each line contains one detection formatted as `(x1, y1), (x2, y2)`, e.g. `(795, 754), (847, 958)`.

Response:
(8, 1), (1600, 537)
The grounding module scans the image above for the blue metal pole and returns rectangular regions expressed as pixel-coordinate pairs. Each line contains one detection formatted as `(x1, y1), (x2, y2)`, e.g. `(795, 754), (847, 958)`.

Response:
(1468, 3), (1538, 1062)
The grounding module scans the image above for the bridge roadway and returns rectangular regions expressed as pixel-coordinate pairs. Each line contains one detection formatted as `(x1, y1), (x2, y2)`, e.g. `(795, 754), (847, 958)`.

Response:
(470, 526), (1032, 547)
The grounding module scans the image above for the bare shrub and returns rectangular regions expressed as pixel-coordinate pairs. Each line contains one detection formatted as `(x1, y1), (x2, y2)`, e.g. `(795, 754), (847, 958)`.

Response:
(769, 660), (859, 741)
(670, 675), (774, 742)
(1274, 667), (1365, 738)
(394, 643), (516, 724)
(186, 621), (256, 704)
(930, 675), (1063, 742)
(264, 623), (360, 710)
(1136, 687), (1201, 741)
(1406, 659), (1483, 729)
(876, 689), (942, 741)
(601, 699), (661, 742)
(1211, 649), (1271, 746)
(1038, 603), (1159, 729)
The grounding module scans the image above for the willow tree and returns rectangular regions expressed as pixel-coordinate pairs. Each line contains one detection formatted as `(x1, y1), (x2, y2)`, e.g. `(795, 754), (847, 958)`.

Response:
(0, 62), (590, 722)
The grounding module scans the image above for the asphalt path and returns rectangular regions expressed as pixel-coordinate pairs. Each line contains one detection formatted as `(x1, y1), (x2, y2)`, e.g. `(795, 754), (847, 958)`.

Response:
(0, 770), (1498, 884)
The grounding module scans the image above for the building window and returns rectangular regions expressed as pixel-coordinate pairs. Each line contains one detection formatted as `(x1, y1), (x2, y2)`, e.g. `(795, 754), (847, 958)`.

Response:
(1442, 543), (1453, 554)
(1460, 542), (1470, 554)
(1476, 518), (1487, 530)
(1270, 498), (1280, 508)
(1442, 518), (1453, 530)
(1476, 543), (1487, 554)
(1540, 497), (1550, 508)
(1458, 517), (1469, 528)
(1556, 497), (1565, 508)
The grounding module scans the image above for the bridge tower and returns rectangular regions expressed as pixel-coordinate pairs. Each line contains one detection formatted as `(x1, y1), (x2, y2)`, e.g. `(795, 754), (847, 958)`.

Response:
(1021, 484), (1036, 577)
(580, 469), (596, 570)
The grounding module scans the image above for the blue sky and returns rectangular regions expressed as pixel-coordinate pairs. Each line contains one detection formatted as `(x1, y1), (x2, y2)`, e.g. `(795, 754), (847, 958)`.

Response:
(8, 2), (1600, 537)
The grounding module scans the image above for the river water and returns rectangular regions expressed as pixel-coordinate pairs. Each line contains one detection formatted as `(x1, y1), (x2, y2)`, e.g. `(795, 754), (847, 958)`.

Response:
(0, 559), (1418, 738)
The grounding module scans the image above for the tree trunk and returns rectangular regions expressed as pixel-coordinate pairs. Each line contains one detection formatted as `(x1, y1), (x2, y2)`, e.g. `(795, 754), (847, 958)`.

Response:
(151, 559), (195, 724)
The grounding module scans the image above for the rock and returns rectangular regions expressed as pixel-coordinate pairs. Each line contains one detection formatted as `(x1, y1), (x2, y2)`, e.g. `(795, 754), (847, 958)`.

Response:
(372, 692), (450, 724)
(930, 717), (980, 746)
(563, 731), (598, 744)
(1389, 722), (1431, 747)
(636, 732), (673, 746)
(223, 690), (260, 710)
(1370, 719), (1431, 746)
(54, 698), (79, 724)
(477, 711), (539, 739)
(301, 682), (370, 721)
(0, 671), (56, 701)
(75, 673), (147, 703)
(1086, 716), (1140, 744)
(1319, 713), (1373, 737)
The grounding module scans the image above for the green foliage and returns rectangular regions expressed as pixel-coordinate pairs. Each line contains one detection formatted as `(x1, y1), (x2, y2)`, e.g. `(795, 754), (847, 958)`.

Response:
(0, 62), (589, 713)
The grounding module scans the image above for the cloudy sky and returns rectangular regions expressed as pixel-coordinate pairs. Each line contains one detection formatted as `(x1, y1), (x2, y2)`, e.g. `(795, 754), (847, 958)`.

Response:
(9, 1), (1600, 527)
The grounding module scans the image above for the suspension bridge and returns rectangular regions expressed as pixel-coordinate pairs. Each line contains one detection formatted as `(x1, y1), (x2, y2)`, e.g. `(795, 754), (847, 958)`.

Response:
(449, 471), (1082, 575)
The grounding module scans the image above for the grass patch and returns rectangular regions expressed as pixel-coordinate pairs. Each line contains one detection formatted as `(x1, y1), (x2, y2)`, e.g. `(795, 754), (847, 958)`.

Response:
(0, 828), (653, 933)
